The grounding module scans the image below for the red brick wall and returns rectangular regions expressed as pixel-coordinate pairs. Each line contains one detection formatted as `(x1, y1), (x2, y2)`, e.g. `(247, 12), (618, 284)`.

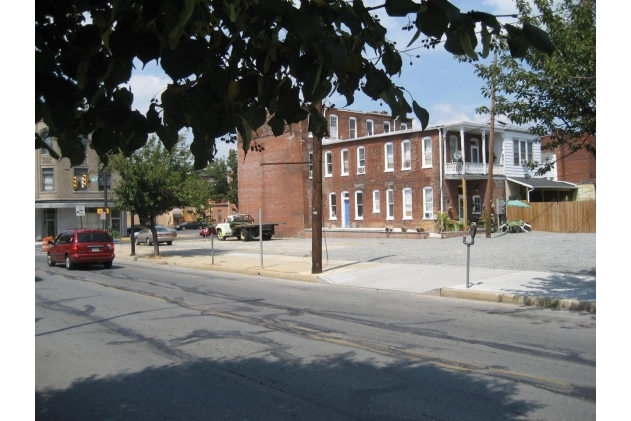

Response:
(542, 135), (596, 184)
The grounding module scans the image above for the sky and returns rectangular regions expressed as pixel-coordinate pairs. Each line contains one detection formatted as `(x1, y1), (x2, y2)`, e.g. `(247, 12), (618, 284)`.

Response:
(124, 0), (526, 160)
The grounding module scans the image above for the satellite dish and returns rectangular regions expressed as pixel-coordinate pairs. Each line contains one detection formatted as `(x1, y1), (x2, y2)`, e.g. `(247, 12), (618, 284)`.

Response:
(453, 150), (462, 160)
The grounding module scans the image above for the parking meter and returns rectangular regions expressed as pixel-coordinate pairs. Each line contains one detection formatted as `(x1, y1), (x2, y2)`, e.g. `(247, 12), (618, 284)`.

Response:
(463, 222), (477, 288)
(470, 222), (477, 241)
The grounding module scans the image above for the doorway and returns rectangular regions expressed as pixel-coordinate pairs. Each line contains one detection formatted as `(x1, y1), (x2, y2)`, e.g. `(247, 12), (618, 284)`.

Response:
(342, 192), (350, 228)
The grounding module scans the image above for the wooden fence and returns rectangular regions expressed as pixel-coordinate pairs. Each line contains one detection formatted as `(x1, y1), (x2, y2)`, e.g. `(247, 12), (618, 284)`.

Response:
(506, 200), (596, 233)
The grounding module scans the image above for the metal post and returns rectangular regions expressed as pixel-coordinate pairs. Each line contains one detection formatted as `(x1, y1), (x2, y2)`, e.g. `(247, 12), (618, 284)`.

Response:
(465, 240), (471, 288)
(463, 222), (477, 288)
(211, 234), (214, 265)
(259, 208), (263, 269)
(130, 213), (136, 256)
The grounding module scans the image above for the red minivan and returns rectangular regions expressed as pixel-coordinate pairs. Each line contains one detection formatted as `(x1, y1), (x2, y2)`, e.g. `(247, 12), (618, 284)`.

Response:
(47, 229), (115, 270)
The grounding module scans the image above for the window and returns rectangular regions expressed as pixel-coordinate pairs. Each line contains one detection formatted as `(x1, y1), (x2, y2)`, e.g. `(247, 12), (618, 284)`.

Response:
(450, 136), (459, 161)
(329, 193), (337, 219)
(422, 137), (432, 167)
(356, 147), (365, 174)
(386, 189), (394, 220)
(349, 117), (356, 139)
(423, 187), (434, 219)
(372, 190), (380, 213)
(472, 195), (482, 214)
(341, 149), (349, 175)
(98, 172), (111, 191)
(40, 134), (54, 155)
(330, 115), (338, 139)
(309, 152), (313, 178)
(81, 136), (90, 158)
(74, 168), (89, 191)
(400, 122), (408, 131)
(470, 139), (480, 163)
(383, 121), (390, 133)
(355, 191), (363, 219)
(366, 120), (374, 136)
(384, 142), (394, 171)
(402, 188), (412, 219)
(218, 210), (222, 222)
(401, 140), (411, 170)
(325, 151), (333, 176)
(42, 168), (54, 191)
(513, 139), (533, 166)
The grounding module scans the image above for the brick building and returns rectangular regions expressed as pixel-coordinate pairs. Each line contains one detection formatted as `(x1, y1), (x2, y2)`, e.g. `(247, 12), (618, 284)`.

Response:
(237, 108), (552, 237)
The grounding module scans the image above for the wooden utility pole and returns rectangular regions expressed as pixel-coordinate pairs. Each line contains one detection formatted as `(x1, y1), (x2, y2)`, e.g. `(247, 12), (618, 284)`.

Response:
(485, 49), (498, 238)
(311, 102), (323, 274)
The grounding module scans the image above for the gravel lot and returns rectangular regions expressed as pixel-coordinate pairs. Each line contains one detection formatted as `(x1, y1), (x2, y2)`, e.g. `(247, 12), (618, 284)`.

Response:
(173, 231), (596, 276)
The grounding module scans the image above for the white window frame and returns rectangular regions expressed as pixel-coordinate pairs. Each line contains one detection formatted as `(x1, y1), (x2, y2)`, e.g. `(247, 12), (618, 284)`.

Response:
(40, 135), (54, 155)
(325, 151), (333, 177)
(329, 192), (337, 220)
(402, 188), (413, 220)
(401, 140), (411, 170)
(341, 149), (349, 176)
(386, 189), (395, 220)
(42, 168), (54, 192)
(372, 190), (380, 213)
(513, 139), (533, 166)
(472, 195), (482, 214)
(400, 122), (408, 131)
(470, 139), (480, 163)
(366, 120), (374, 136)
(349, 117), (357, 139)
(423, 187), (434, 220)
(355, 191), (364, 220)
(384, 142), (394, 172)
(383, 121), (390, 133)
(309, 152), (313, 179)
(422, 137), (432, 168)
(357, 146), (365, 174)
(330, 115), (338, 139)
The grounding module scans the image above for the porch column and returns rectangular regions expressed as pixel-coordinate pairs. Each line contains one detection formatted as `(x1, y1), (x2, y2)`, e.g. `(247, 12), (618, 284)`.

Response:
(459, 127), (466, 163)
(480, 129), (487, 175)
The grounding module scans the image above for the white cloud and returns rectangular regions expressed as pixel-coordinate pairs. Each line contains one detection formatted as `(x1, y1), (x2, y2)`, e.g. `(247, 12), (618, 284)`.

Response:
(125, 73), (170, 114)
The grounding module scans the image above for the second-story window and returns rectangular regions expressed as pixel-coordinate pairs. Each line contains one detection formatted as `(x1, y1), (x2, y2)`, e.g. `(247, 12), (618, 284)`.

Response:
(42, 168), (54, 192)
(330, 115), (338, 139)
(401, 140), (411, 170)
(385, 142), (394, 171)
(341, 149), (349, 175)
(383, 121), (390, 133)
(400, 122), (408, 131)
(349, 117), (356, 139)
(422, 137), (432, 168)
(470, 139), (480, 163)
(309, 152), (313, 179)
(513, 139), (533, 166)
(366, 120), (374, 136)
(357, 146), (365, 174)
(325, 151), (333, 176)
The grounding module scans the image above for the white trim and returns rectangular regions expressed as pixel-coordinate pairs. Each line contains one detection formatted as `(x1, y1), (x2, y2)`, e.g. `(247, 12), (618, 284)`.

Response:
(349, 117), (357, 139)
(357, 146), (365, 174)
(366, 119), (374, 136)
(386, 189), (395, 220)
(401, 139), (411, 170)
(423, 187), (434, 220)
(324, 151), (333, 177)
(472, 195), (482, 214)
(384, 142), (394, 172)
(402, 187), (413, 220)
(328, 192), (337, 220)
(354, 191), (364, 220)
(422, 136), (432, 168)
(341, 149), (349, 176)
(372, 190), (380, 213)
(383, 121), (390, 134)
(329, 115), (338, 139)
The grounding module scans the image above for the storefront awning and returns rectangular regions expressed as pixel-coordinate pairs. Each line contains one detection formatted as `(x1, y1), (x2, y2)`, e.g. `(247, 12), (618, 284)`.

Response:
(172, 208), (184, 218)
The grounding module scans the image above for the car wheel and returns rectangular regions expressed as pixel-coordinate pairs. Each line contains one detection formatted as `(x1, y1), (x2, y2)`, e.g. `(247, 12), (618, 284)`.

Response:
(65, 255), (75, 270)
(167, 241), (172, 245)
(217, 229), (226, 241)
(103, 261), (112, 269)
(146, 238), (151, 246)
(47, 253), (55, 267)
(135, 237), (140, 245)
(239, 229), (251, 242)
(181, 227), (186, 231)
(262, 234), (272, 241)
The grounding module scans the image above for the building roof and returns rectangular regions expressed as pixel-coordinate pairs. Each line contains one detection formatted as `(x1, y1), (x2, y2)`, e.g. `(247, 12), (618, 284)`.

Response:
(507, 177), (577, 190)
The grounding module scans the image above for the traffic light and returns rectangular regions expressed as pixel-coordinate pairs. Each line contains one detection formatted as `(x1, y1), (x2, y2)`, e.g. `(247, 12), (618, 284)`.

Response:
(72, 176), (78, 189)
(81, 173), (88, 188)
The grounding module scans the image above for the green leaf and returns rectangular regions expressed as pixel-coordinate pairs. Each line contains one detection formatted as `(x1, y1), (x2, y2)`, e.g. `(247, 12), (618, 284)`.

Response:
(268, 116), (285, 137)
(168, 0), (196, 44)
(504, 24), (529, 59)
(382, 44), (403, 76)
(458, 26), (478, 61)
(480, 25), (491, 59)
(161, 38), (203, 81)
(415, 5), (448, 39)
(385, 0), (420, 17)
(523, 22), (555, 55)
(155, 124), (180, 151)
(412, 100), (429, 130)
(363, 65), (391, 100)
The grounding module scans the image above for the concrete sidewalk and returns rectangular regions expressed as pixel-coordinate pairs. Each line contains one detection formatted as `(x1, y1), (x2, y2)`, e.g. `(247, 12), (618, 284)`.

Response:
(110, 241), (596, 313)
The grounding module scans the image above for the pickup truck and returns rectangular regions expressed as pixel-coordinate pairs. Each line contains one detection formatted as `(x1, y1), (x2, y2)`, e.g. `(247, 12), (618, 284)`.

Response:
(215, 214), (280, 241)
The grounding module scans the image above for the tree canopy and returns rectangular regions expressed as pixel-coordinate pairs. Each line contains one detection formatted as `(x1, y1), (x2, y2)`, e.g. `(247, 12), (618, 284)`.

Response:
(109, 134), (212, 255)
(36, 0), (554, 170)
(471, 0), (595, 174)
(205, 149), (238, 208)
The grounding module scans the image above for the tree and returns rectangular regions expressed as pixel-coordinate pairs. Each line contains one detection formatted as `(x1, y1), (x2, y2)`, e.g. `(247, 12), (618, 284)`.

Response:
(471, 0), (595, 175)
(109, 134), (212, 256)
(35, 0), (553, 169)
(226, 149), (239, 207)
(204, 148), (239, 213)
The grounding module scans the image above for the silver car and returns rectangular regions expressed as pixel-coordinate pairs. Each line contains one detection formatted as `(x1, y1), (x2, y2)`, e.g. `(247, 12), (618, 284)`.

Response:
(135, 226), (177, 245)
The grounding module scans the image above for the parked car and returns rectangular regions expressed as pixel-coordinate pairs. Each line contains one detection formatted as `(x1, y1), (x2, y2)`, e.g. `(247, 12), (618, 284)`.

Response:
(47, 228), (115, 270)
(174, 221), (206, 231)
(135, 226), (177, 245)
(157, 225), (178, 237)
(126, 225), (144, 237)
(199, 225), (216, 237)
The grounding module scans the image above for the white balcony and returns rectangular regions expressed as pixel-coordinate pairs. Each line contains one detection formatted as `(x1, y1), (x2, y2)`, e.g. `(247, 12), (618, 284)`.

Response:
(444, 162), (505, 176)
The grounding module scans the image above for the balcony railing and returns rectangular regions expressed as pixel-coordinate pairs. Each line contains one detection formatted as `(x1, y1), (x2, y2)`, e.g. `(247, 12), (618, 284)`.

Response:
(445, 162), (504, 176)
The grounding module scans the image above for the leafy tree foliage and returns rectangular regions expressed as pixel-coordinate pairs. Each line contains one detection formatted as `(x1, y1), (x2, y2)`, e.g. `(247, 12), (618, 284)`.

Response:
(204, 148), (239, 208)
(109, 134), (212, 255)
(226, 149), (239, 207)
(36, 0), (553, 170)
(471, 0), (595, 174)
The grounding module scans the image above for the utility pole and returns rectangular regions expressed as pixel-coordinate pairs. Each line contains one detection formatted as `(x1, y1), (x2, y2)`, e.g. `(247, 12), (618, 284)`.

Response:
(485, 49), (498, 238)
(311, 102), (323, 274)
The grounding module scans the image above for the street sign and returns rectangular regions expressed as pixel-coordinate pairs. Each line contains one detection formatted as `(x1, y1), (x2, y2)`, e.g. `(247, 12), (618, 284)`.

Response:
(75, 205), (85, 217)
(100, 212), (106, 220)
(90, 175), (99, 182)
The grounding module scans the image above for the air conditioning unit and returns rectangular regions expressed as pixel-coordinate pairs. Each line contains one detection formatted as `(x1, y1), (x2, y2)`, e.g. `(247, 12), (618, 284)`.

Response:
(357, 167), (365, 174)
(521, 159), (528, 165)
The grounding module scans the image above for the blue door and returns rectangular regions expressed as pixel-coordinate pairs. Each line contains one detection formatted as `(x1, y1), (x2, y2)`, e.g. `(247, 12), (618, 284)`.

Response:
(343, 193), (350, 228)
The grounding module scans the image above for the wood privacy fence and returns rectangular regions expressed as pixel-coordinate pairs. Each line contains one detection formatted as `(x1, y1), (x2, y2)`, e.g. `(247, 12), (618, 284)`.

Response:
(506, 200), (596, 233)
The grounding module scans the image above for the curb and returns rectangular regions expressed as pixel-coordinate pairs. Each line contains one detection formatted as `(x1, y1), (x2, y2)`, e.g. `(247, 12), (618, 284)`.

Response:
(439, 288), (596, 313)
